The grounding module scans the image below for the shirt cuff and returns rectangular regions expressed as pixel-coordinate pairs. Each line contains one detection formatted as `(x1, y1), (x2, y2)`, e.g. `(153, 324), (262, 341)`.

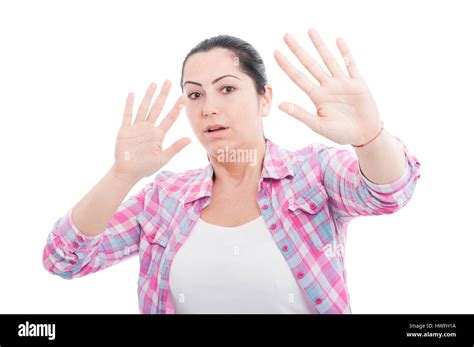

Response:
(57, 208), (103, 247)
(359, 136), (420, 195)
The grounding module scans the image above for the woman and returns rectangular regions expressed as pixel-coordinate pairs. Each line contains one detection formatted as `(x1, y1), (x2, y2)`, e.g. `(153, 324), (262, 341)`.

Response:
(42, 28), (421, 314)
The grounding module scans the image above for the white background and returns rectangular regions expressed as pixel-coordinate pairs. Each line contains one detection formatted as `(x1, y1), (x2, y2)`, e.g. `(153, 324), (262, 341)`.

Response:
(0, 0), (472, 313)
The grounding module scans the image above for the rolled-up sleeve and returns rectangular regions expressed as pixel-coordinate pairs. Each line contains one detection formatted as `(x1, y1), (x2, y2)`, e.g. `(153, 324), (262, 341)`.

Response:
(316, 136), (421, 220)
(42, 181), (155, 280)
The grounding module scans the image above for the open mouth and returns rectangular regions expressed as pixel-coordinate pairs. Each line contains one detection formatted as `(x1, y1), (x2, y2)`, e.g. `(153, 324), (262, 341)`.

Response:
(206, 127), (229, 133)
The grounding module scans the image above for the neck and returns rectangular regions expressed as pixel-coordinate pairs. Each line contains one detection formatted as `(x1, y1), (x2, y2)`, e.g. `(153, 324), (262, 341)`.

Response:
(209, 139), (266, 187)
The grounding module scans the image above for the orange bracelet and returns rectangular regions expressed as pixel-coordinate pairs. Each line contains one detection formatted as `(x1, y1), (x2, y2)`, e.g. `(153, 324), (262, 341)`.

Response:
(351, 122), (384, 148)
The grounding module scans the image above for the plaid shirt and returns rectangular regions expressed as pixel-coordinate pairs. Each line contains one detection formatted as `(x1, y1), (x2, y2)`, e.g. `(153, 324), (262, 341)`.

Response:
(43, 137), (421, 314)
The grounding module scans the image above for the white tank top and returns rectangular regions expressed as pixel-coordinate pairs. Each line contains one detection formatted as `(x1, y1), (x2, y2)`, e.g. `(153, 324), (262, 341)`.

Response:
(169, 215), (318, 314)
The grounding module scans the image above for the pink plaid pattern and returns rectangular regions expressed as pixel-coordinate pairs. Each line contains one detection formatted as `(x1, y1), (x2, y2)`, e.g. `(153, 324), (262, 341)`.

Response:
(43, 137), (421, 313)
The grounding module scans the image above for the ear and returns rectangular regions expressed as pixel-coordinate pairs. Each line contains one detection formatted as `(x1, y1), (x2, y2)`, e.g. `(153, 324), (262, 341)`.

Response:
(259, 84), (273, 117)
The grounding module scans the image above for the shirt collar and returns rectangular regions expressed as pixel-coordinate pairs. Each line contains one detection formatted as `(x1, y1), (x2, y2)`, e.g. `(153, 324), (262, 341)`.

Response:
(181, 137), (294, 206)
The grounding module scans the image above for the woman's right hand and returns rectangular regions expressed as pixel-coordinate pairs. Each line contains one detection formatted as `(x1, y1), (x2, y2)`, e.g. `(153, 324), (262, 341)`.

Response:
(112, 80), (191, 182)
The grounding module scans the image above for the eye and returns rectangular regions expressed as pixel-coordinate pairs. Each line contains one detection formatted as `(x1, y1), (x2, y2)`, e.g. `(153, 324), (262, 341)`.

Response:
(188, 92), (201, 100)
(222, 86), (235, 94)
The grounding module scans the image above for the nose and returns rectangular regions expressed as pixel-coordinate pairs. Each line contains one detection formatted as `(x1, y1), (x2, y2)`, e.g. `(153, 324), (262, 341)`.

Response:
(202, 94), (219, 117)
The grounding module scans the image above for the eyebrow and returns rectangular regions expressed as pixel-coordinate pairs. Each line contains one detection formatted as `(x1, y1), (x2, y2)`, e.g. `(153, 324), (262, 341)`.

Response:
(183, 74), (241, 87)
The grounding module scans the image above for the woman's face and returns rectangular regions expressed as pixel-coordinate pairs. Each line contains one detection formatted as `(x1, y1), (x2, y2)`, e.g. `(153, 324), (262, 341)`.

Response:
(182, 48), (271, 158)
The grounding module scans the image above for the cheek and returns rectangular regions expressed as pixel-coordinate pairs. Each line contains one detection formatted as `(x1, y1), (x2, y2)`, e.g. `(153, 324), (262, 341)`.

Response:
(237, 102), (260, 124)
(185, 102), (196, 115)
(185, 115), (201, 136)
(185, 105), (201, 124)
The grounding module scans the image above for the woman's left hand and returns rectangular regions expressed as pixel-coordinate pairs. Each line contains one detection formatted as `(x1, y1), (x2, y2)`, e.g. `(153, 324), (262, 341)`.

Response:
(275, 28), (382, 146)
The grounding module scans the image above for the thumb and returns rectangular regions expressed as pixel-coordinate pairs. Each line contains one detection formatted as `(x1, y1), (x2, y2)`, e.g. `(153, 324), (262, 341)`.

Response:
(279, 102), (323, 135)
(160, 137), (192, 166)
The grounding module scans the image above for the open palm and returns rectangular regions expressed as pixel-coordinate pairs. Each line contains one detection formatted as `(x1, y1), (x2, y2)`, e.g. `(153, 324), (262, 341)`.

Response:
(275, 28), (382, 145)
(114, 80), (191, 181)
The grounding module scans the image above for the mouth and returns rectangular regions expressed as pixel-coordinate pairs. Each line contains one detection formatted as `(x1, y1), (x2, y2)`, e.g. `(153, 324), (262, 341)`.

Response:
(204, 124), (230, 133)
(204, 125), (230, 138)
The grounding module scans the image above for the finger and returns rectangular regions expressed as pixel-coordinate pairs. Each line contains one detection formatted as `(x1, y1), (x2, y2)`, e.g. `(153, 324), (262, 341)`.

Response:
(274, 49), (320, 103)
(160, 137), (192, 167)
(278, 102), (321, 131)
(134, 82), (158, 123)
(146, 80), (172, 124)
(157, 94), (186, 135)
(335, 37), (361, 79)
(283, 33), (330, 84)
(308, 28), (345, 78)
(121, 92), (134, 127)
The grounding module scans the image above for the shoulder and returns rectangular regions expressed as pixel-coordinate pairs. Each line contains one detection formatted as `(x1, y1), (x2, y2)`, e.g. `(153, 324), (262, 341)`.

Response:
(294, 141), (356, 169)
(291, 141), (332, 171)
(135, 166), (209, 211)
(151, 166), (209, 197)
(287, 140), (355, 187)
(153, 167), (204, 185)
(293, 141), (338, 159)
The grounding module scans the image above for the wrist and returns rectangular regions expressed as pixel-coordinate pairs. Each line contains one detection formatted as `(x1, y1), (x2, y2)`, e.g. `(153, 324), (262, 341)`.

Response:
(351, 121), (384, 148)
(109, 164), (140, 188)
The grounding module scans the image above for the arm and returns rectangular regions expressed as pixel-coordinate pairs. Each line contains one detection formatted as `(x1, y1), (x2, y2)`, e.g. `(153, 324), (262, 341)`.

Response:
(317, 135), (420, 219)
(42, 178), (153, 279)
(274, 28), (421, 218)
(42, 80), (191, 279)
(71, 165), (139, 237)
(354, 127), (407, 185)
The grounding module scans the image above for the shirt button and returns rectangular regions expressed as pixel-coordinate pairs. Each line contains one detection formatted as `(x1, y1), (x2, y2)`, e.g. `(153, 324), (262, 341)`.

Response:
(270, 223), (276, 230)
(315, 298), (323, 305)
(309, 203), (317, 210)
(72, 242), (79, 249)
(282, 245), (289, 252)
(77, 236), (85, 243)
(297, 272), (305, 279)
(262, 204), (269, 210)
(69, 259), (77, 265)
(124, 247), (130, 255)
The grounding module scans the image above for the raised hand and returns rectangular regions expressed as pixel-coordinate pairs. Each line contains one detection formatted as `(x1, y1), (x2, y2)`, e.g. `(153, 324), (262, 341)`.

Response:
(274, 28), (383, 146)
(113, 80), (191, 182)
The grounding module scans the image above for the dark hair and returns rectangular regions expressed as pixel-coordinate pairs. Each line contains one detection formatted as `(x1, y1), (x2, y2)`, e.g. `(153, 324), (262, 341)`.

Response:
(180, 35), (268, 95)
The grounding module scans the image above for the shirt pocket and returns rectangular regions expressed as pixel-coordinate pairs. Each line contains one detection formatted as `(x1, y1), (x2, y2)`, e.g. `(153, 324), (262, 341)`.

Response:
(286, 184), (334, 249)
(137, 211), (171, 277)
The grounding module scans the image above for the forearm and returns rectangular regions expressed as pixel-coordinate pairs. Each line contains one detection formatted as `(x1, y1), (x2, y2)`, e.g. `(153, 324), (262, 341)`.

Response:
(71, 165), (139, 237)
(353, 129), (406, 185)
